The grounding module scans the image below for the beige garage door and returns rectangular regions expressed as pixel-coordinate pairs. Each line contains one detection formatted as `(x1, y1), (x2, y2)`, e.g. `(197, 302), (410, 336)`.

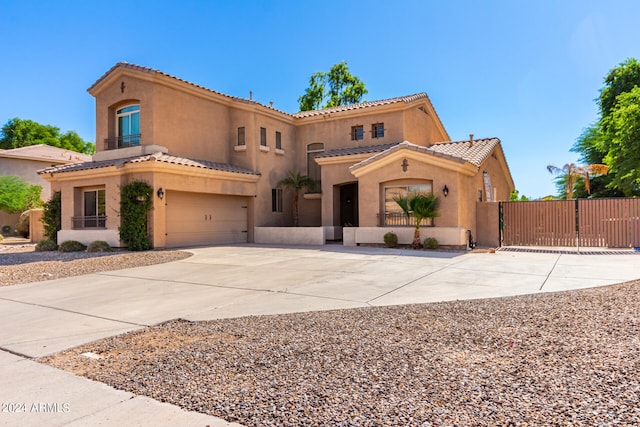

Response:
(165, 191), (248, 247)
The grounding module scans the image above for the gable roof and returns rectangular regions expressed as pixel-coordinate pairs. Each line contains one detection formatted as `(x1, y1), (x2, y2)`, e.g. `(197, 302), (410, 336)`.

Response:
(0, 144), (91, 163)
(89, 62), (448, 135)
(38, 152), (260, 176)
(316, 142), (401, 159)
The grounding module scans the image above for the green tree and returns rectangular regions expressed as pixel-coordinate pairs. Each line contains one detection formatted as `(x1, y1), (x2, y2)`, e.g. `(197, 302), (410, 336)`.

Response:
(277, 171), (317, 227)
(42, 191), (62, 243)
(0, 175), (43, 213)
(120, 181), (153, 251)
(546, 163), (609, 199)
(393, 192), (440, 249)
(509, 190), (529, 201)
(0, 118), (94, 154)
(602, 87), (640, 196)
(599, 58), (640, 119)
(298, 62), (368, 111)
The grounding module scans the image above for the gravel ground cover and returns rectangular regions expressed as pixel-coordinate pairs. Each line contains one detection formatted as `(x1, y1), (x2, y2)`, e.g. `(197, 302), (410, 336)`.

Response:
(41, 279), (640, 426)
(0, 243), (191, 286)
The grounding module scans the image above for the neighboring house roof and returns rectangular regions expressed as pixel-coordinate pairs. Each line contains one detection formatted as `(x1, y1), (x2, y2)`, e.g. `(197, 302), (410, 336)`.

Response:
(0, 144), (91, 163)
(348, 138), (502, 170)
(37, 152), (260, 176)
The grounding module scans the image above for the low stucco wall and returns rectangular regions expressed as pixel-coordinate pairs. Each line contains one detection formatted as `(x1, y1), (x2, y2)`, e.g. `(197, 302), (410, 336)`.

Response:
(29, 209), (45, 243)
(344, 227), (468, 247)
(254, 227), (325, 245)
(58, 229), (121, 247)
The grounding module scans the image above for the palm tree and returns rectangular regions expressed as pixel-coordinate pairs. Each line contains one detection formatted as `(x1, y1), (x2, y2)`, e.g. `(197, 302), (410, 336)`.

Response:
(393, 192), (440, 249)
(277, 171), (317, 227)
(546, 163), (609, 199)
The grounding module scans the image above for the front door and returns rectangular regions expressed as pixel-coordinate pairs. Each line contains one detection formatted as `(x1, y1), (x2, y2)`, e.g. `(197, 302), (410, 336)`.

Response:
(339, 183), (358, 227)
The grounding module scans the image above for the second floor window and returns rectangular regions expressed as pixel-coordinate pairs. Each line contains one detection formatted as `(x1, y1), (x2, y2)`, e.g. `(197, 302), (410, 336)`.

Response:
(260, 127), (267, 146)
(275, 131), (282, 150)
(351, 125), (364, 141)
(116, 105), (140, 147)
(237, 127), (245, 146)
(372, 123), (385, 139)
(307, 142), (324, 188)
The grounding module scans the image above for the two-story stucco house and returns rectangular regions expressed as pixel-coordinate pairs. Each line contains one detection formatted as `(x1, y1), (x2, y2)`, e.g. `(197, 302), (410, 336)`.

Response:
(38, 62), (514, 248)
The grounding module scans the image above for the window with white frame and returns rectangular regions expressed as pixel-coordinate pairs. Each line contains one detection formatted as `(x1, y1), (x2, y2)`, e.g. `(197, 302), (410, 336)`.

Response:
(116, 105), (140, 147)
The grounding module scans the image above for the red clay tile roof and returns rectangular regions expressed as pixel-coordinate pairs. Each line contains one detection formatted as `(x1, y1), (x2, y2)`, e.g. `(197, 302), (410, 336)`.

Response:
(37, 152), (260, 176)
(342, 138), (502, 170)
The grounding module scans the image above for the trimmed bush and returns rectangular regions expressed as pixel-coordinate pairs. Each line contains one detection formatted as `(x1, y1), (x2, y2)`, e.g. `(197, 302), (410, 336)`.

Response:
(423, 237), (438, 249)
(42, 191), (62, 243)
(58, 240), (87, 252)
(119, 181), (153, 251)
(383, 232), (398, 248)
(36, 239), (58, 252)
(87, 240), (113, 253)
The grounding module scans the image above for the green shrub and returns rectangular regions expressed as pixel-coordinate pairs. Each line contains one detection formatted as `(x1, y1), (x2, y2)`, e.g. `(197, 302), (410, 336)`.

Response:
(423, 237), (438, 249)
(87, 240), (112, 253)
(42, 191), (62, 243)
(119, 181), (153, 251)
(383, 232), (398, 248)
(36, 239), (58, 252)
(58, 240), (87, 252)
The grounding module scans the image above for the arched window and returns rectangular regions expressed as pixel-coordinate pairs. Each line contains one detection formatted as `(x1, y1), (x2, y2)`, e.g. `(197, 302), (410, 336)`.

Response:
(307, 142), (324, 187)
(116, 105), (140, 147)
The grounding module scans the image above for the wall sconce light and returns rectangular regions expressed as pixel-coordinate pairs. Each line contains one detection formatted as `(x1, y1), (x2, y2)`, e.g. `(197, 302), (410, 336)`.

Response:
(157, 188), (165, 200)
(442, 185), (449, 197)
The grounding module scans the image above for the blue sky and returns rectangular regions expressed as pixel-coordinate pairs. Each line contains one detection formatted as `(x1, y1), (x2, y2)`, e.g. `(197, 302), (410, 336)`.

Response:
(1, 0), (639, 199)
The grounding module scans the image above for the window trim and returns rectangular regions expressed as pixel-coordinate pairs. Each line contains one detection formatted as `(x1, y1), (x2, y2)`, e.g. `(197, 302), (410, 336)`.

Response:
(275, 131), (282, 150)
(116, 104), (140, 147)
(306, 142), (324, 189)
(237, 126), (246, 146)
(351, 125), (364, 141)
(260, 127), (267, 146)
(372, 123), (385, 139)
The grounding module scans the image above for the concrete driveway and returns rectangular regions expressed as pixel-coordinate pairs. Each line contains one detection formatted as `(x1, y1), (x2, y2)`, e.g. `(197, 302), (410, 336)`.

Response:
(0, 244), (638, 426)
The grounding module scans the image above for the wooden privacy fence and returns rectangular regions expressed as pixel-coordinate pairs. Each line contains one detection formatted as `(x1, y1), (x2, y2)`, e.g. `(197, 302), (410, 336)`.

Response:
(500, 198), (640, 248)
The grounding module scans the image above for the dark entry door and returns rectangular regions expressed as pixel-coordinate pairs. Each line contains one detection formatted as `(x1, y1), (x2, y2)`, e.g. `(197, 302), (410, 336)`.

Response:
(340, 183), (358, 227)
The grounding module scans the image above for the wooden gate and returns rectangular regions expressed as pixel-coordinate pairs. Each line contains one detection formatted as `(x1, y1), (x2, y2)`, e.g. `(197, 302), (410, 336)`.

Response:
(500, 198), (640, 248)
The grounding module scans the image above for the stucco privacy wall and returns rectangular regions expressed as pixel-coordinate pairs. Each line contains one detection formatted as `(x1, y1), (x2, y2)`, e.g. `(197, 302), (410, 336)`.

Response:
(343, 227), (467, 247)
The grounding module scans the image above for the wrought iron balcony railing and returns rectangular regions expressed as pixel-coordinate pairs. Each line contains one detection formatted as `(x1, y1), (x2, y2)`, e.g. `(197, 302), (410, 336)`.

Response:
(377, 212), (434, 227)
(104, 134), (141, 150)
(72, 215), (107, 229)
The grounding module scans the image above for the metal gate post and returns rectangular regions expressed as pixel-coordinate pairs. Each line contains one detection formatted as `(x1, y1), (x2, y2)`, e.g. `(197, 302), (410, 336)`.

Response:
(499, 201), (504, 247)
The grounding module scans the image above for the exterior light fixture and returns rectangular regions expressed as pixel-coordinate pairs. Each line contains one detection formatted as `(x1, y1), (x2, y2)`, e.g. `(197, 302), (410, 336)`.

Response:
(157, 188), (165, 200)
(442, 185), (449, 197)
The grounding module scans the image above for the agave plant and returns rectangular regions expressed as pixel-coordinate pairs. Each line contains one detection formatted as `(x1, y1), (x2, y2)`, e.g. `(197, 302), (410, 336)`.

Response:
(393, 192), (440, 249)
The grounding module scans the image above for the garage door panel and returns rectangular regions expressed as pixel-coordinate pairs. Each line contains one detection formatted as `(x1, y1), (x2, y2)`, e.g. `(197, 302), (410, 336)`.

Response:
(165, 191), (247, 247)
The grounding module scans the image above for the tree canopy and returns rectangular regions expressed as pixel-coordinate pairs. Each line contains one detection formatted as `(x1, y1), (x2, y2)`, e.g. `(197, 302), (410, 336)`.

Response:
(571, 58), (640, 197)
(0, 117), (94, 154)
(298, 62), (368, 112)
(0, 175), (43, 214)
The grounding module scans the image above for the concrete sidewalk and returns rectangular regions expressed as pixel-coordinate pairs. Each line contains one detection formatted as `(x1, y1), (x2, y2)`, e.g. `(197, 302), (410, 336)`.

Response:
(1, 245), (638, 426)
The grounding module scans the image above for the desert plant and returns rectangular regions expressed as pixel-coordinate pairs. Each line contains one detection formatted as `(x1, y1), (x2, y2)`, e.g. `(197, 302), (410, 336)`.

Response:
(36, 239), (58, 252)
(423, 237), (438, 249)
(42, 191), (62, 243)
(87, 240), (113, 253)
(119, 181), (153, 251)
(383, 232), (398, 248)
(277, 171), (317, 227)
(58, 240), (87, 252)
(393, 192), (440, 249)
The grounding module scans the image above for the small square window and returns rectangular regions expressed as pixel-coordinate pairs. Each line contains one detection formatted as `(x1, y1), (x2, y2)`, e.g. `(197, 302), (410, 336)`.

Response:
(275, 131), (282, 150)
(272, 188), (283, 213)
(260, 127), (267, 146)
(372, 123), (384, 138)
(237, 127), (245, 146)
(351, 125), (364, 141)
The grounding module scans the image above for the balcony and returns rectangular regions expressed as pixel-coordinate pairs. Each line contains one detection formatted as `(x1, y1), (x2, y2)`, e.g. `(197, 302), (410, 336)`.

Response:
(72, 215), (107, 229)
(104, 134), (141, 151)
